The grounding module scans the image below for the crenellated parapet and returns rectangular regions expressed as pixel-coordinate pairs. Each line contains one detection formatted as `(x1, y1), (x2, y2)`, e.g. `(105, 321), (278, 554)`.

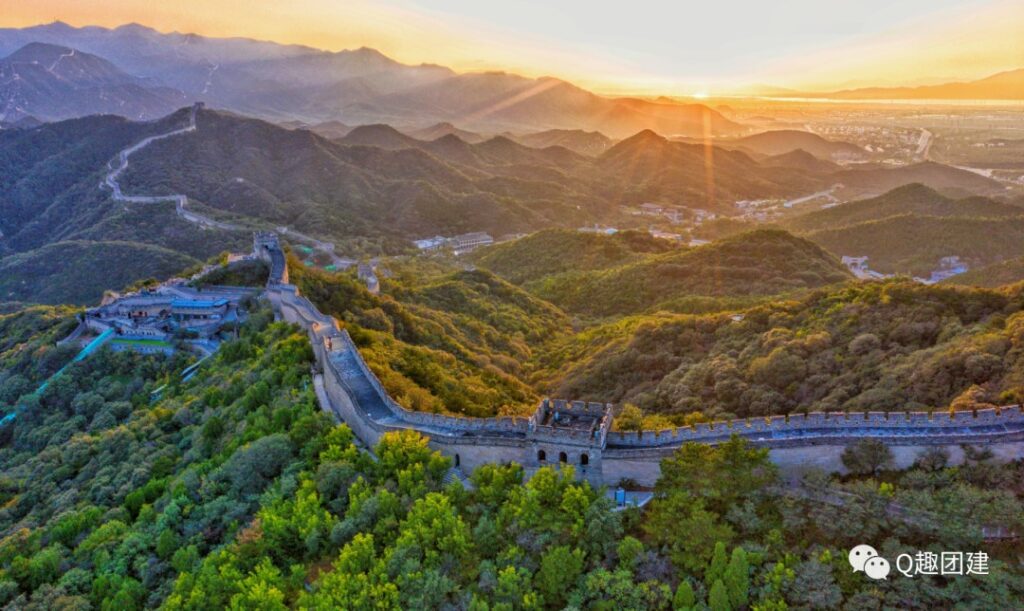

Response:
(605, 406), (1024, 449)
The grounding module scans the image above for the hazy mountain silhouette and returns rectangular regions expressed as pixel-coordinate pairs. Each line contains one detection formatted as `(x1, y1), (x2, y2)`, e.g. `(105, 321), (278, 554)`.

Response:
(0, 42), (187, 121)
(821, 69), (1024, 100)
(0, 22), (743, 136)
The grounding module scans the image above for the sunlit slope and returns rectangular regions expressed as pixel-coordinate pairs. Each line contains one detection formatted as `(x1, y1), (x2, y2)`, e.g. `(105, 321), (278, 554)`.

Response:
(499, 230), (851, 317)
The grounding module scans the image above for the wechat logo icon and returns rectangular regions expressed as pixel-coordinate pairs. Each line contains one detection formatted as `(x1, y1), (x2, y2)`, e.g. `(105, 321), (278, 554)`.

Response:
(849, 544), (890, 580)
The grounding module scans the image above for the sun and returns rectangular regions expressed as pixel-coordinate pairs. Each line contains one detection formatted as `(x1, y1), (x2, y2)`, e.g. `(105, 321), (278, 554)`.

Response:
(691, 90), (709, 99)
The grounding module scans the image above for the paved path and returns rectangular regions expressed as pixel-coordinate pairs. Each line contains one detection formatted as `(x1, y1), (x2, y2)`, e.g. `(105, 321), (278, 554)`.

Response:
(784, 184), (840, 209)
(915, 128), (933, 161)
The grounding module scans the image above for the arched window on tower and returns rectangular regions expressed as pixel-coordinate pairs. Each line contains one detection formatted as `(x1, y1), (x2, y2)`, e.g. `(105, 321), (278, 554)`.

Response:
(580, 453), (589, 466)
(559, 451), (568, 463)
(455, 453), (460, 467)
(537, 449), (546, 462)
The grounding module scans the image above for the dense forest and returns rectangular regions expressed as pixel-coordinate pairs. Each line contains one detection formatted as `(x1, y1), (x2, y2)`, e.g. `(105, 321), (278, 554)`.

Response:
(0, 241), (200, 305)
(2, 303), (1022, 609)
(535, 280), (1024, 421)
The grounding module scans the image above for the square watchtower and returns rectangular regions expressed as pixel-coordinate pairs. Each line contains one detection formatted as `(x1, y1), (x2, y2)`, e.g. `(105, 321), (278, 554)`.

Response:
(527, 399), (613, 485)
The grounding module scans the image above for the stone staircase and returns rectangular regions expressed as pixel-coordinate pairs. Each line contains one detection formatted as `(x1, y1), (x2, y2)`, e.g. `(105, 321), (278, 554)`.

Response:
(442, 467), (472, 489)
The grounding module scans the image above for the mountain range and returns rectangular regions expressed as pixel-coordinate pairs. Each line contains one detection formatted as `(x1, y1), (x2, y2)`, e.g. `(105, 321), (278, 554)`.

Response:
(716, 129), (868, 162)
(783, 184), (1024, 276)
(0, 22), (743, 137)
(817, 68), (1024, 100)
(0, 42), (187, 122)
(0, 102), (1015, 303)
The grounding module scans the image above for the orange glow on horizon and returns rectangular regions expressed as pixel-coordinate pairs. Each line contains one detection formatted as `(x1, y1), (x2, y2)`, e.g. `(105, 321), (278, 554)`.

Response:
(2, 0), (1022, 97)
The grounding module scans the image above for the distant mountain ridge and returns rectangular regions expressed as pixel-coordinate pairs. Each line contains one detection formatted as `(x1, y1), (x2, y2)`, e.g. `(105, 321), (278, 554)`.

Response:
(0, 22), (744, 136)
(833, 161), (1005, 198)
(784, 183), (1022, 233)
(819, 68), (1024, 100)
(788, 184), (1024, 276)
(0, 42), (187, 121)
(512, 129), (613, 156)
(723, 129), (867, 161)
(2, 106), (1013, 303)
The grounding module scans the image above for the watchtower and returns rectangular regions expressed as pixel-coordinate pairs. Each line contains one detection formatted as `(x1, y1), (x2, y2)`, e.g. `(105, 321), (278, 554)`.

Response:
(527, 399), (613, 485)
(253, 231), (279, 260)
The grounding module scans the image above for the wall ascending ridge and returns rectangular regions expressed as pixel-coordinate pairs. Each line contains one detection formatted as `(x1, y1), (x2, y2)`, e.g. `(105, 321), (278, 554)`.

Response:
(254, 233), (1024, 486)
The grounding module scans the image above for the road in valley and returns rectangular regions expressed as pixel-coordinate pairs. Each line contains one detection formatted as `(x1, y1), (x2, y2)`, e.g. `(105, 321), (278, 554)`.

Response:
(914, 128), (933, 161)
(783, 184), (841, 209)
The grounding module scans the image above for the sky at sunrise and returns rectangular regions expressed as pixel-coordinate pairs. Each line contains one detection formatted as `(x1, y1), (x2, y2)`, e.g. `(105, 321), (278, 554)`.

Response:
(3, 0), (1023, 95)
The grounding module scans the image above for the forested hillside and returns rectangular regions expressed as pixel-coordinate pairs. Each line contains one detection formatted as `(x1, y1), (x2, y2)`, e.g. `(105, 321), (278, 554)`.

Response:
(491, 230), (850, 318)
(3, 303), (1022, 609)
(944, 257), (1024, 288)
(120, 109), (601, 248)
(783, 183), (1023, 234)
(0, 306), (327, 607)
(805, 215), (1024, 276)
(535, 280), (1024, 422)
(0, 109), (249, 304)
(0, 241), (199, 305)
(470, 229), (676, 285)
(0, 306), (80, 400)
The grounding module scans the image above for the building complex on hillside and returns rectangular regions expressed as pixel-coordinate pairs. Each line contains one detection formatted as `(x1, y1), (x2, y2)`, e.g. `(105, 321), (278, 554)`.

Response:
(413, 232), (494, 254)
(82, 284), (257, 354)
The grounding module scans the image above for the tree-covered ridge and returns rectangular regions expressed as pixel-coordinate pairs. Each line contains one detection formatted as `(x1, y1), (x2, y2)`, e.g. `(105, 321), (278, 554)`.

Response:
(944, 257), (1024, 288)
(470, 229), (677, 285)
(290, 255), (571, 416)
(0, 107), (251, 305)
(0, 240), (200, 305)
(804, 214), (1024, 277)
(536, 279), (1024, 420)
(0, 307), (330, 608)
(0, 113), (173, 253)
(783, 183), (1024, 234)
(512, 230), (851, 318)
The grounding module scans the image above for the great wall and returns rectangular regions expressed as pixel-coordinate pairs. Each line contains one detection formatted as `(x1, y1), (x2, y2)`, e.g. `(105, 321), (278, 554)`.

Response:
(253, 232), (1024, 486)
(85, 109), (1024, 486)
